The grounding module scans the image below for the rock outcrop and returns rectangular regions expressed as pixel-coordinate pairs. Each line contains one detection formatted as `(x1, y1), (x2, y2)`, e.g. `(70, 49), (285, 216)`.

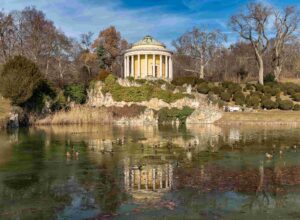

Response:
(86, 81), (223, 124)
(186, 107), (223, 124)
(114, 108), (157, 125)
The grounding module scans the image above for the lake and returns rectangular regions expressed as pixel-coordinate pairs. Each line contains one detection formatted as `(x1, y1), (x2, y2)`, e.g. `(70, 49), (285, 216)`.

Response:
(0, 124), (300, 220)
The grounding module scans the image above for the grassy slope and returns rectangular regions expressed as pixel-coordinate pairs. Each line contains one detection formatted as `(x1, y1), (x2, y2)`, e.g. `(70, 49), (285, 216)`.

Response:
(217, 110), (300, 124)
(0, 98), (11, 127)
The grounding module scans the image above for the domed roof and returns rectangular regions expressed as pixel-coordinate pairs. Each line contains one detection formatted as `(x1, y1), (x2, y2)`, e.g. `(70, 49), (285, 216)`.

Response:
(133, 35), (165, 48)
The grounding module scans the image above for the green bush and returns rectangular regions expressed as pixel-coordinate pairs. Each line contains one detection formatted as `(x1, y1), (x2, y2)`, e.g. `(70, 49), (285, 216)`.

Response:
(135, 79), (147, 84)
(255, 84), (264, 93)
(51, 91), (67, 111)
(23, 80), (57, 112)
(261, 99), (277, 109)
(227, 84), (242, 94)
(222, 81), (234, 89)
(172, 76), (204, 86)
(197, 82), (210, 94)
(64, 84), (87, 104)
(157, 106), (194, 124)
(103, 74), (187, 103)
(246, 83), (255, 91)
(264, 73), (276, 83)
(246, 96), (260, 108)
(294, 104), (300, 111)
(287, 88), (296, 96)
(262, 85), (280, 96)
(0, 55), (43, 105)
(211, 86), (224, 95)
(260, 94), (272, 104)
(152, 88), (185, 103)
(233, 91), (245, 106)
(220, 92), (231, 102)
(292, 93), (300, 102)
(278, 100), (294, 110)
(250, 91), (263, 98)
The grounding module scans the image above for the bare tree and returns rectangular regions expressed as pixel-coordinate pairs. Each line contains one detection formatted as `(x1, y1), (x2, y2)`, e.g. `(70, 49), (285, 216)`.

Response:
(173, 27), (226, 79)
(80, 31), (93, 51)
(272, 6), (300, 81)
(0, 11), (16, 62)
(230, 3), (272, 85)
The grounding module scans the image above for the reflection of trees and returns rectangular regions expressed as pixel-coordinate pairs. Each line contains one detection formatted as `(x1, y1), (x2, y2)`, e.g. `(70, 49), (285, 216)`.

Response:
(174, 161), (300, 210)
(79, 165), (127, 214)
(0, 129), (82, 219)
(175, 164), (300, 193)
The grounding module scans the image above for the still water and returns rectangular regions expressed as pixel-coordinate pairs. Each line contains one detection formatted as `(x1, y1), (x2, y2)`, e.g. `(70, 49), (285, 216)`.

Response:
(0, 124), (300, 220)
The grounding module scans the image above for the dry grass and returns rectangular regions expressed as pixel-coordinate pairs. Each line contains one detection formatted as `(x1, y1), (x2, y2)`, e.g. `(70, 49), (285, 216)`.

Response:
(217, 110), (300, 124)
(107, 105), (146, 119)
(0, 97), (11, 127)
(35, 105), (150, 125)
(35, 106), (113, 125)
(280, 78), (300, 85)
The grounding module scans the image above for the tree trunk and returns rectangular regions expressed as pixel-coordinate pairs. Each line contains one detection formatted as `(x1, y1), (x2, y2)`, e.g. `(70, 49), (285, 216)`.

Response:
(273, 45), (282, 82)
(274, 65), (282, 82)
(45, 59), (49, 76)
(255, 48), (264, 85)
(199, 64), (204, 79)
(258, 57), (264, 85)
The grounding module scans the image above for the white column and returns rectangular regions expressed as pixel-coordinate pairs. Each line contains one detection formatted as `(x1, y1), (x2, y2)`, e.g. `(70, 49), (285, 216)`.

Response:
(169, 56), (173, 80)
(124, 56), (127, 78)
(145, 54), (148, 78)
(165, 56), (169, 80)
(159, 55), (162, 78)
(138, 54), (141, 78)
(131, 169), (134, 189)
(131, 55), (134, 77)
(145, 170), (148, 190)
(126, 56), (129, 77)
(159, 168), (163, 189)
(152, 168), (156, 190)
(152, 54), (155, 77)
(166, 56), (170, 79)
(127, 56), (130, 77)
(138, 169), (141, 190)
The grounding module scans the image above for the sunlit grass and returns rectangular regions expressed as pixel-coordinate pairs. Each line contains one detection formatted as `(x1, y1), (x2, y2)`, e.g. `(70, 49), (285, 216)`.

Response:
(0, 97), (11, 127)
(218, 110), (300, 123)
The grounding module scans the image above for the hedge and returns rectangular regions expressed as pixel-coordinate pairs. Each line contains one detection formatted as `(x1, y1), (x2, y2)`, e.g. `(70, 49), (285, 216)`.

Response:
(278, 100), (294, 110)
(292, 93), (300, 102)
(220, 92), (231, 102)
(261, 99), (277, 109)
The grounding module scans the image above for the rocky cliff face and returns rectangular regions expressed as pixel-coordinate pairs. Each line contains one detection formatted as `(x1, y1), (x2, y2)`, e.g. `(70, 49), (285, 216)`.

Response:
(113, 108), (157, 125)
(87, 81), (223, 124)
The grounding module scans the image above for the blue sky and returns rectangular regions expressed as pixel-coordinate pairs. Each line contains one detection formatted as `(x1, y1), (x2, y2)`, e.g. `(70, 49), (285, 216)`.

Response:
(2, 0), (300, 48)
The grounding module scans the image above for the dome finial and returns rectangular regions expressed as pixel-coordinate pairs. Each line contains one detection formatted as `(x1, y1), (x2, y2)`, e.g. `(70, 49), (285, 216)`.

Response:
(133, 35), (165, 48)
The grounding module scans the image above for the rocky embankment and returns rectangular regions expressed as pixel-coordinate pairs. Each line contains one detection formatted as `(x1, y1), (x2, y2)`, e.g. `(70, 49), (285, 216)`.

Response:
(85, 79), (222, 125)
(32, 79), (223, 126)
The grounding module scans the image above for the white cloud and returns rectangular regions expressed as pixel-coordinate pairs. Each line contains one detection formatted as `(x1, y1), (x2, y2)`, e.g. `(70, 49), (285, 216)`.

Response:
(1, 0), (233, 48)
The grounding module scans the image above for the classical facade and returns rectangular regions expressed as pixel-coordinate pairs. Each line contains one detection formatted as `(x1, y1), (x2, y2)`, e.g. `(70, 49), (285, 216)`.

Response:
(124, 35), (173, 80)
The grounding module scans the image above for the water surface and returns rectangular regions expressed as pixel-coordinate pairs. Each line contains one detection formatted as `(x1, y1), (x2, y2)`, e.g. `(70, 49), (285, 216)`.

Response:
(0, 124), (300, 219)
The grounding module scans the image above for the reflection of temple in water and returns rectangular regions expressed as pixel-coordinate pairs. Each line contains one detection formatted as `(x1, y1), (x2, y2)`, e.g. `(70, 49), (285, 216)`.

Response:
(123, 159), (173, 200)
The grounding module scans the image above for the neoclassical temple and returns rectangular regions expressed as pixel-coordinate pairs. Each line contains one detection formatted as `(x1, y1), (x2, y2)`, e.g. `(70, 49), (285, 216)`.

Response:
(124, 35), (173, 80)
